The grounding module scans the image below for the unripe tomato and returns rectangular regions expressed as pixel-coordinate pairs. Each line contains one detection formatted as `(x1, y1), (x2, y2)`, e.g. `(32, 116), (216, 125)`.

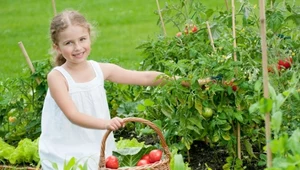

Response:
(105, 155), (119, 169)
(149, 149), (163, 163)
(9, 116), (16, 123)
(202, 107), (213, 118)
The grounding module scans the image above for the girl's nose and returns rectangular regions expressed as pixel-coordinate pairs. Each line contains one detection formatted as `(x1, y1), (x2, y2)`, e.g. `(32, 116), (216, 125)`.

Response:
(74, 43), (82, 51)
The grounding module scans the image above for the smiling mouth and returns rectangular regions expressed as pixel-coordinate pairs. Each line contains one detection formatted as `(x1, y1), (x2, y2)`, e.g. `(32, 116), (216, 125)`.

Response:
(73, 52), (85, 58)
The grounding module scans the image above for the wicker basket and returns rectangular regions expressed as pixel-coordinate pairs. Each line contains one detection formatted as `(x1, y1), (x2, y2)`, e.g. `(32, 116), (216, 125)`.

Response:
(98, 117), (171, 170)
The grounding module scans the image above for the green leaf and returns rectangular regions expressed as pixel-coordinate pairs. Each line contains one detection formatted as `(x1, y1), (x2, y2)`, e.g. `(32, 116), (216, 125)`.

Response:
(143, 99), (154, 106)
(116, 138), (144, 149)
(221, 124), (232, 131)
(233, 111), (244, 123)
(115, 146), (156, 167)
(270, 134), (288, 154)
(136, 104), (146, 111)
(52, 163), (59, 170)
(271, 111), (282, 135)
(275, 94), (286, 110)
(194, 99), (203, 115)
(259, 98), (273, 114)
(268, 83), (276, 100)
(221, 132), (231, 141)
(288, 129), (300, 155)
(161, 107), (172, 118)
(188, 117), (204, 129)
(172, 154), (185, 170)
(64, 157), (76, 170)
(244, 139), (257, 158)
(249, 102), (259, 113)
(254, 79), (262, 92)
(187, 125), (201, 135)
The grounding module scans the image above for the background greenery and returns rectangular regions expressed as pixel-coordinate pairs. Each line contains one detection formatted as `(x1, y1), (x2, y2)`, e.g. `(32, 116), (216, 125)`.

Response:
(1, 0), (298, 80)
(0, 0), (227, 80)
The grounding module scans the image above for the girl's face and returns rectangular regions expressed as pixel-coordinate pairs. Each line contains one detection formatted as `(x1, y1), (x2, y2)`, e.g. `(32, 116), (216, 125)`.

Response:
(54, 25), (91, 64)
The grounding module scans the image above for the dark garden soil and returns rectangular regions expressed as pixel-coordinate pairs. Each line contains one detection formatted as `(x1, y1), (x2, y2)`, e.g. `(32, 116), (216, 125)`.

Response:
(115, 129), (265, 170)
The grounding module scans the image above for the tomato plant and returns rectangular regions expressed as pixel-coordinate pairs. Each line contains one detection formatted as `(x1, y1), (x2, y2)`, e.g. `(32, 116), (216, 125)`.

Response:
(134, 0), (300, 169)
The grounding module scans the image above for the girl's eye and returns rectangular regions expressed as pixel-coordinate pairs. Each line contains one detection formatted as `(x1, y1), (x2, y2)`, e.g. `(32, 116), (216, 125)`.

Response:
(65, 42), (72, 45)
(80, 37), (86, 41)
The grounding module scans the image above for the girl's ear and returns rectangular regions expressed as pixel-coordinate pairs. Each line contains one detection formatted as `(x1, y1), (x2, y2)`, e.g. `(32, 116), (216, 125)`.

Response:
(53, 44), (61, 53)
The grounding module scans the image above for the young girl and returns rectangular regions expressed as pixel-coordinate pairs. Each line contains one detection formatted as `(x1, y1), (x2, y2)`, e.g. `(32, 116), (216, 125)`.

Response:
(38, 10), (212, 170)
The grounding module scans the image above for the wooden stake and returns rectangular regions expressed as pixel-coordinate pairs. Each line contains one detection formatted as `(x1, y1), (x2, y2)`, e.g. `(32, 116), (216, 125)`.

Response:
(51, 0), (57, 16)
(231, 0), (241, 160)
(18, 42), (41, 84)
(206, 21), (216, 52)
(231, 0), (237, 61)
(258, 0), (272, 167)
(224, 0), (229, 11)
(155, 0), (167, 36)
(270, 0), (273, 9)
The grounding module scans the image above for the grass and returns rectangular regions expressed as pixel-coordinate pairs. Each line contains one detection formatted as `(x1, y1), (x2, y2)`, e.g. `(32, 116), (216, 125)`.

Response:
(0, 0), (230, 80)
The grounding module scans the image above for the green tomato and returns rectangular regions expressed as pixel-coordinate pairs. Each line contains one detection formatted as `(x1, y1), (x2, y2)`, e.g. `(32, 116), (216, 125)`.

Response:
(202, 107), (213, 118)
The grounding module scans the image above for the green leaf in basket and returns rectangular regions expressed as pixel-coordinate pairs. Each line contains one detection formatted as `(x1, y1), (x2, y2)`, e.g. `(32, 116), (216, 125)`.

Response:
(114, 147), (143, 156)
(116, 138), (144, 149)
(114, 145), (156, 167)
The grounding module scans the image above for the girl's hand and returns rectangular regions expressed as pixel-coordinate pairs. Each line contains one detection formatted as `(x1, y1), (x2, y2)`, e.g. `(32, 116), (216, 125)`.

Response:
(105, 117), (125, 131)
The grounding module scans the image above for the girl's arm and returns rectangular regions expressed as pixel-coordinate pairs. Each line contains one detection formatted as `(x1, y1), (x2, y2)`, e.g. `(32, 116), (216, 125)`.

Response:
(47, 70), (123, 130)
(100, 63), (213, 87)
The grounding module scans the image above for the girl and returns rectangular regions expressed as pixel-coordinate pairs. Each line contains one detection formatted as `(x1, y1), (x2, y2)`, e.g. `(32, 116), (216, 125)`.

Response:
(39, 10), (212, 170)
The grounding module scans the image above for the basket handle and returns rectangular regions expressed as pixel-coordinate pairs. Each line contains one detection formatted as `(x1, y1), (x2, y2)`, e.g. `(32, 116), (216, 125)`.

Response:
(98, 117), (171, 168)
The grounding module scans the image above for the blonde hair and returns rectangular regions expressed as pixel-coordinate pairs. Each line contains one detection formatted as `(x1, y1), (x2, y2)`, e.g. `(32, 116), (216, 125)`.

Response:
(50, 10), (92, 66)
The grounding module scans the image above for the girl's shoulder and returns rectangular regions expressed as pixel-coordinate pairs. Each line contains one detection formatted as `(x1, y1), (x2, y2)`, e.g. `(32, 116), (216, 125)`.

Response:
(47, 66), (66, 83)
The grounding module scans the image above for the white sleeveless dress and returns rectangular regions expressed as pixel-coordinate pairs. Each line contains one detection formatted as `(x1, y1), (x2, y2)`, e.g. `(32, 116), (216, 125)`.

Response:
(39, 60), (116, 170)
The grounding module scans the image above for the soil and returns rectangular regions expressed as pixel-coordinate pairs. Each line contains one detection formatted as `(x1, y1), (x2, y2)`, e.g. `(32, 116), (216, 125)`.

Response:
(187, 140), (228, 170)
(115, 129), (265, 170)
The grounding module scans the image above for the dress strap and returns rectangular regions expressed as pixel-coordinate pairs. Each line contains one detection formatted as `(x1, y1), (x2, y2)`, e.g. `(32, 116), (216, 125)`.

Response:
(54, 66), (75, 86)
(90, 60), (104, 84)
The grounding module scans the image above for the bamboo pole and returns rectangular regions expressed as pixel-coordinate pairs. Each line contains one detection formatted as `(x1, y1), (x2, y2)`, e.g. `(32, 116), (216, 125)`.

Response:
(231, 0), (241, 160)
(18, 42), (41, 84)
(51, 0), (57, 16)
(155, 0), (167, 36)
(258, 0), (272, 167)
(206, 21), (216, 52)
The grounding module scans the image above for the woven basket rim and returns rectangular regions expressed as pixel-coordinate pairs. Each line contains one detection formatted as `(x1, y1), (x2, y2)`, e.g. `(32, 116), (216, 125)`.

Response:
(98, 117), (171, 169)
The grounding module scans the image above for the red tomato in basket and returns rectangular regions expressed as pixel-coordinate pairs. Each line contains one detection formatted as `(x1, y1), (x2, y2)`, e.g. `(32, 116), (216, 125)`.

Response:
(149, 149), (163, 163)
(106, 155), (119, 169)
(141, 154), (151, 162)
(137, 159), (150, 166)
